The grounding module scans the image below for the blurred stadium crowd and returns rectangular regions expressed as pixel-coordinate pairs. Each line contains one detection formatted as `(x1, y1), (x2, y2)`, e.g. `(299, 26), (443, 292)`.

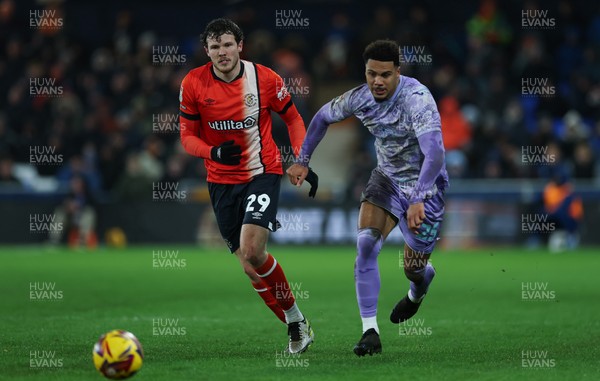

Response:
(0, 0), (599, 204)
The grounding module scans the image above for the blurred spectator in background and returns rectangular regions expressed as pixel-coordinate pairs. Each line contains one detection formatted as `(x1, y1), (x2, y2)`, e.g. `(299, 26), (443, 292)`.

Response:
(0, 0), (17, 45)
(467, 0), (512, 45)
(56, 153), (102, 195)
(543, 168), (583, 252)
(590, 120), (600, 153)
(0, 112), (18, 156)
(160, 152), (186, 183)
(536, 141), (563, 179)
(0, 0), (597, 195)
(0, 152), (21, 186)
(361, 6), (395, 49)
(440, 95), (472, 152)
(572, 141), (595, 178)
(271, 49), (312, 147)
(99, 132), (127, 192)
(49, 176), (98, 248)
(314, 11), (353, 80)
(560, 110), (589, 156)
(445, 150), (468, 179)
(137, 135), (165, 182)
(113, 153), (154, 201)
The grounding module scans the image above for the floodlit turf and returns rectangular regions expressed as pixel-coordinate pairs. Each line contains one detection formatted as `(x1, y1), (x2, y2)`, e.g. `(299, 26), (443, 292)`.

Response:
(1, 245), (599, 381)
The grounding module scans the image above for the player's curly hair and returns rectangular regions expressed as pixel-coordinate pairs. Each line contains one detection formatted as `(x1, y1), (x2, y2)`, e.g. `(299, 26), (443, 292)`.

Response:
(201, 18), (244, 47)
(363, 39), (400, 66)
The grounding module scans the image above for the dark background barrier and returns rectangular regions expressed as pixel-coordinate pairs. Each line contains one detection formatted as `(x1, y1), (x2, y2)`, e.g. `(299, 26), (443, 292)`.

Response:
(2, 180), (599, 246)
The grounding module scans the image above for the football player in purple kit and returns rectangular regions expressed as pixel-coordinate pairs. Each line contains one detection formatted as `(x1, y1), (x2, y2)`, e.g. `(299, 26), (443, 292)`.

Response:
(287, 40), (448, 356)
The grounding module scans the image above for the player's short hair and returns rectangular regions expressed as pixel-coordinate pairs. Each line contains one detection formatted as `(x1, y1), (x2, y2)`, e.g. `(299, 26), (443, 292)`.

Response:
(201, 18), (244, 47)
(363, 39), (400, 66)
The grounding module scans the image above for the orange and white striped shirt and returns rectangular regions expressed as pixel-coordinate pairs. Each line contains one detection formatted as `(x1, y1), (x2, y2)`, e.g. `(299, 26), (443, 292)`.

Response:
(179, 60), (305, 184)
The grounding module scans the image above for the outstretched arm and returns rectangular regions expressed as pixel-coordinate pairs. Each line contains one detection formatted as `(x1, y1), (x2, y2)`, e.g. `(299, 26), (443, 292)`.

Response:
(286, 86), (357, 191)
(296, 104), (333, 166)
(286, 103), (333, 186)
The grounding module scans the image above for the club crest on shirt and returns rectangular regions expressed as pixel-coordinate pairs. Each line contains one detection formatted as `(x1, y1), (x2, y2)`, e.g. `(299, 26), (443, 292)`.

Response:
(244, 93), (257, 107)
(276, 85), (289, 101)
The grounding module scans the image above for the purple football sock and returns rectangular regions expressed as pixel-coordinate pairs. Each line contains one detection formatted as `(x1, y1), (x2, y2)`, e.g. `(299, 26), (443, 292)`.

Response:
(409, 263), (436, 302)
(355, 228), (384, 318)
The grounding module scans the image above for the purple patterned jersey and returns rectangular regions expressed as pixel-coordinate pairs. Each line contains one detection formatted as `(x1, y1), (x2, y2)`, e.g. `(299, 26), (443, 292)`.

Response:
(324, 76), (448, 190)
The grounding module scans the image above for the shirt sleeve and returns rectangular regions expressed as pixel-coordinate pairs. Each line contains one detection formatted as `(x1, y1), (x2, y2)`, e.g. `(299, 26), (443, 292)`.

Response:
(407, 88), (442, 137)
(409, 131), (445, 204)
(325, 87), (358, 123)
(179, 72), (199, 119)
(265, 69), (306, 158)
(407, 88), (445, 204)
(179, 73), (212, 159)
(268, 70), (294, 115)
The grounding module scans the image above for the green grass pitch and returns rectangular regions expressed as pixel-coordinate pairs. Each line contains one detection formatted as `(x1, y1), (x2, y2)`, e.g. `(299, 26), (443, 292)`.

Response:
(1, 245), (599, 381)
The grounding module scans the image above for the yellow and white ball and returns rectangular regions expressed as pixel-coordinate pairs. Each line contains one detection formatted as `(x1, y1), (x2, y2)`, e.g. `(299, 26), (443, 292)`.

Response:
(93, 330), (143, 379)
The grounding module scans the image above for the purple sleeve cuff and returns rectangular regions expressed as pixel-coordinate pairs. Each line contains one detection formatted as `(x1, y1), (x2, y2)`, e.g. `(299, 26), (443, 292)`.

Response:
(294, 104), (332, 166)
(409, 131), (445, 204)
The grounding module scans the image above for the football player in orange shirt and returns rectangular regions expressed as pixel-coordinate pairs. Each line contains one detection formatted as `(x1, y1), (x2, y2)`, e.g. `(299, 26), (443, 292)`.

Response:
(179, 18), (317, 354)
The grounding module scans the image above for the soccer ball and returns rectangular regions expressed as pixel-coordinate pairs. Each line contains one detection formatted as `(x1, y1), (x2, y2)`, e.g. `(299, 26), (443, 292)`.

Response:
(93, 330), (144, 379)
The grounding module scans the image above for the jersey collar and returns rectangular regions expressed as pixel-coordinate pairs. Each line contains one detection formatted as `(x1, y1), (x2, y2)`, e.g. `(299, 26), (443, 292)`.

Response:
(210, 60), (245, 83)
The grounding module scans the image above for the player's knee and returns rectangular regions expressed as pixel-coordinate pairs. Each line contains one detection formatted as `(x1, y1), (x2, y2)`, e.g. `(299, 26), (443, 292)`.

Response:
(404, 267), (425, 283)
(241, 243), (266, 267)
(356, 227), (383, 260)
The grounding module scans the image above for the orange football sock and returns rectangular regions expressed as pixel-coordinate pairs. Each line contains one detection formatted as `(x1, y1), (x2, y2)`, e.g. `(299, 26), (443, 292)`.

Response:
(254, 253), (296, 311)
(251, 280), (286, 324)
